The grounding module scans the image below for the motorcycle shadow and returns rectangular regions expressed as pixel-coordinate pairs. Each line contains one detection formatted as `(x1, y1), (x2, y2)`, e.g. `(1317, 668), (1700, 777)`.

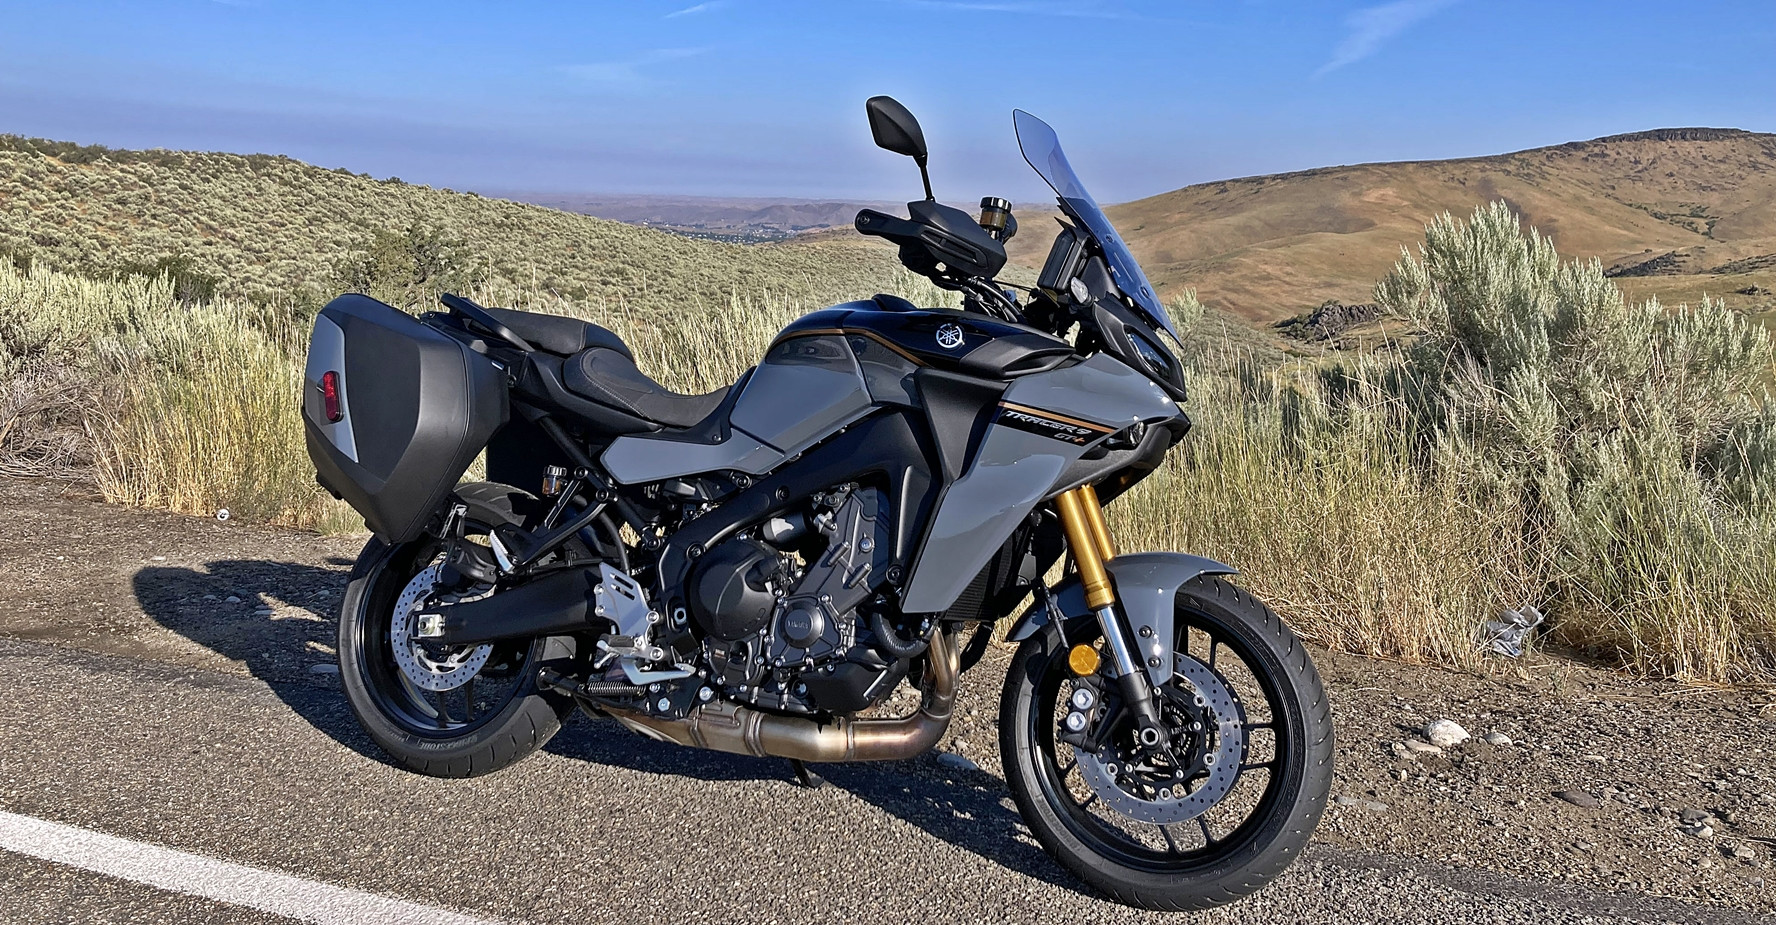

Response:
(131, 558), (388, 763)
(546, 717), (1082, 892)
(130, 559), (1083, 892)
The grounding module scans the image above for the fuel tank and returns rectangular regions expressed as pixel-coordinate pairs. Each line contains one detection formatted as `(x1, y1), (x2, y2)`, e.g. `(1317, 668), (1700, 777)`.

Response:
(774, 297), (1075, 380)
(599, 298), (1073, 485)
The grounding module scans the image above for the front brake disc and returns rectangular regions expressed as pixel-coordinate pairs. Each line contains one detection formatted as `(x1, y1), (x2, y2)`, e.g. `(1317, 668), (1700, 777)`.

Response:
(389, 563), (493, 692)
(1075, 651), (1247, 824)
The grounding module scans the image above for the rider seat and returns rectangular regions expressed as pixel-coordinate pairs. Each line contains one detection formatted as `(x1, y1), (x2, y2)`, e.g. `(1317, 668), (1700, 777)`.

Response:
(481, 306), (729, 430)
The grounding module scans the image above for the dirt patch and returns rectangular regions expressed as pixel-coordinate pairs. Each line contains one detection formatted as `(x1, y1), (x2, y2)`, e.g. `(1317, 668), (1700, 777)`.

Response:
(2, 476), (1771, 915)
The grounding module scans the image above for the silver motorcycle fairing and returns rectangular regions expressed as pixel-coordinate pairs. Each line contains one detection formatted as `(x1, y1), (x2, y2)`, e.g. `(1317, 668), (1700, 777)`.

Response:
(898, 353), (1180, 614)
(1007, 552), (1239, 687)
(599, 332), (876, 485)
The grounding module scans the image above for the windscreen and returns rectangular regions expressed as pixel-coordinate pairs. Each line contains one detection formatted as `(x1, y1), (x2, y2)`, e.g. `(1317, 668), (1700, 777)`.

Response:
(1013, 109), (1180, 344)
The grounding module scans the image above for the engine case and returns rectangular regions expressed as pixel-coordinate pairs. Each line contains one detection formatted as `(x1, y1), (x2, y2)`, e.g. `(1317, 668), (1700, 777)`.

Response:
(700, 485), (898, 714)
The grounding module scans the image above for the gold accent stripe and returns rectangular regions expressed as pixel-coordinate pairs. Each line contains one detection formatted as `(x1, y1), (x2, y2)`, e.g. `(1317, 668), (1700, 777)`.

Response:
(997, 401), (1116, 434)
(772, 328), (929, 367)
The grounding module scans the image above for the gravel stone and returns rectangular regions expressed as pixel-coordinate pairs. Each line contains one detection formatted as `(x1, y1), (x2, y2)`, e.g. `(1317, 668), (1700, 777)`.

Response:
(1555, 790), (1601, 809)
(935, 752), (978, 771)
(1403, 739), (1443, 756)
(307, 663), (339, 676)
(223, 595), (241, 604)
(1425, 719), (1469, 749)
(1483, 732), (1513, 747)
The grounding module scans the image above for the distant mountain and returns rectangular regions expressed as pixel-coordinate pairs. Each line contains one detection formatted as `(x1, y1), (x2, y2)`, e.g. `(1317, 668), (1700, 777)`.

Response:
(494, 193), (907, 243)
(1086, 128), (1776, 323)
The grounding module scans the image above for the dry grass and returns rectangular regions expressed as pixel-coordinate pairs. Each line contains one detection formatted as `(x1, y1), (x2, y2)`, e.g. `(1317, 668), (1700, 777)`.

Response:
(2, 201), (1771, 682)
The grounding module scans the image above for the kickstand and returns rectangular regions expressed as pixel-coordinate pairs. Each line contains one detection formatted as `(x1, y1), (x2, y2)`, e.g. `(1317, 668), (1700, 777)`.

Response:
(788, 759), (826, 790)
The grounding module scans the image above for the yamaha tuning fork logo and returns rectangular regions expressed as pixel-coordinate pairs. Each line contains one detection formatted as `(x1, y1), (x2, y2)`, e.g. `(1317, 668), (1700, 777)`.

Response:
(934, 323), (965, 350)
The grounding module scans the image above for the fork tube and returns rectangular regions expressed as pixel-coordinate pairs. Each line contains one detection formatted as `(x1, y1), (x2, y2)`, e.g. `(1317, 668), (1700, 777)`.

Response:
(1056, 486), (1162, 733)
(1078, 483), (1116, 562)
(1056, 487), (1141, 681)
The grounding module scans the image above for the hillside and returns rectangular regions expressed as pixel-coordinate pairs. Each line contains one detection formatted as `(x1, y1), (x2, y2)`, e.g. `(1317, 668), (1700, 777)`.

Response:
(0, 137), (899, 314)
(1090, 128), (1776, 323)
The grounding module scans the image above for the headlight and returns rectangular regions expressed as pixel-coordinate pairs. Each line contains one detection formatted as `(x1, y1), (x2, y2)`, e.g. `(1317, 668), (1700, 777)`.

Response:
(1128, 330), (1176, 381)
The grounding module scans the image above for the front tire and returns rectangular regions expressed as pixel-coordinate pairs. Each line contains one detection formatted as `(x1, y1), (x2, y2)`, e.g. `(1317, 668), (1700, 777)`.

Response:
(338, 482), (578, 778)
(1000, 575), (1333, 910)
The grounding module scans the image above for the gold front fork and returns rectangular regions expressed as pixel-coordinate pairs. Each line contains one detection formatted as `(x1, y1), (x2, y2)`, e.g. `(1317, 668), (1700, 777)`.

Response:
(1055, 483), (1117, 609)
(1056, 482), (1163, 728)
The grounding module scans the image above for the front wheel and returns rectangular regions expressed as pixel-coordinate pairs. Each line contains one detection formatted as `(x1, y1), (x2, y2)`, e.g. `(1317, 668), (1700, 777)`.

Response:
(1000, 575), (1333, 910)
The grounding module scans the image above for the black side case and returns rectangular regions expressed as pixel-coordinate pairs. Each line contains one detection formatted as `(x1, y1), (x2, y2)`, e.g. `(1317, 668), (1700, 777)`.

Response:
(303, 294), (508, 544)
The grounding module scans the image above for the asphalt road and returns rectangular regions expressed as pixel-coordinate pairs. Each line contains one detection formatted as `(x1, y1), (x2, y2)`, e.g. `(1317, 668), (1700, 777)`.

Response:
(0, 635), (1763, 925)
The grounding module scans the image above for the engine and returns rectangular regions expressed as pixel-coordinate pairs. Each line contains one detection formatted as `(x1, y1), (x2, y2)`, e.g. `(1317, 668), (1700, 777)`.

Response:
(686, 484), (911, 715)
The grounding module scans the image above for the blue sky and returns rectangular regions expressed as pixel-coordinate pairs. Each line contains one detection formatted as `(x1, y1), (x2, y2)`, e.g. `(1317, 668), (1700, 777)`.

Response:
(0, 1), (1771, 202)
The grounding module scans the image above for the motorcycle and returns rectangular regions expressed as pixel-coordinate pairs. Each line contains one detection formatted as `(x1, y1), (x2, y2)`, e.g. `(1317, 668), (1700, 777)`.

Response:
(302, 96), (1331, 910)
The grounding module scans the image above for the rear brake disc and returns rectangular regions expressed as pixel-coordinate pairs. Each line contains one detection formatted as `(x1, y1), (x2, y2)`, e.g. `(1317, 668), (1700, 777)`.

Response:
(389, 563), (493, 692)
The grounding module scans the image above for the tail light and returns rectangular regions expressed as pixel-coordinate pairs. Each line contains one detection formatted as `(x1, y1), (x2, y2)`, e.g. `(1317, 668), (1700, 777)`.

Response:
(320, 370), (342, 423)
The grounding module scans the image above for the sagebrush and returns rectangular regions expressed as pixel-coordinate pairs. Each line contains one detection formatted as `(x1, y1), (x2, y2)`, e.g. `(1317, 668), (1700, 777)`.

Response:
(2, 196), (1771, 681)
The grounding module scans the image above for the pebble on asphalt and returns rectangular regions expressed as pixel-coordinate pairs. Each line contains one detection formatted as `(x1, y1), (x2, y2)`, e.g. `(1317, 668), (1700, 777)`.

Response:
(1555, 790), (1602, 809)
(1483, 731), (1513, 747)
(308, 664), (340, 676)
(1404, 739), (1443, 756)
(1426, 719), (1469, 749)
(936, 753), (978, 771)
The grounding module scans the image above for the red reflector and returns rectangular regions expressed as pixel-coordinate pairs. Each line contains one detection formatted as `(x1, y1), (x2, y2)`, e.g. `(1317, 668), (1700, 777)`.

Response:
(320, 370), (342, 423)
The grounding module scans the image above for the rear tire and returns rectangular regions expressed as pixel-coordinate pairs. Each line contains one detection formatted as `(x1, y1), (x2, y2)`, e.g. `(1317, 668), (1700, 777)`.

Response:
(338, 482), (579, 778)
(999, 576), (1333, 910)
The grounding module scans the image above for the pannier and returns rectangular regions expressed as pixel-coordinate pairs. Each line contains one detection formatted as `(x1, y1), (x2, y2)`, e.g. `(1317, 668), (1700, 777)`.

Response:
(303, 294), (507, 543)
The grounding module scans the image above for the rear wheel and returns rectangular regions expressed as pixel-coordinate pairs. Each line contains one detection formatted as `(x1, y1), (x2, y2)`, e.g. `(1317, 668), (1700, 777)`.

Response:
(1000, 576), (1332, 910)
(338, 482), (579, 778)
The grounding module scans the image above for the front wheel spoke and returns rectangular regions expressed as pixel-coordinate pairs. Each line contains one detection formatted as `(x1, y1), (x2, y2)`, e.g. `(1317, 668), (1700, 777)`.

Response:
(1197, 815), (1216, 847)
(1079, 792), (1099, 810)
(1159, 824), (1181, 853)
(432, 689), (452, 727)
(1241, 760), (1279, 772)
(463, 678), (477, 721)
(1057, 757), (1078, 777)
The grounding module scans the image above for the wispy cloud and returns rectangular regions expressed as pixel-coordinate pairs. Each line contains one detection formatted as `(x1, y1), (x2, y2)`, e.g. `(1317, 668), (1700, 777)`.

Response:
(885, 1), (1135, 20)
(1315, 0), (1457, 77)
(666, 1), (727, 18)
(561, 48), (706, 86)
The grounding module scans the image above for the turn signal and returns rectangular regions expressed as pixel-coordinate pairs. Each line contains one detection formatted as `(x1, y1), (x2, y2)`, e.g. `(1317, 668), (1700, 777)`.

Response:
(320, 370), (342, 423)
(1068, 644), (1101, 676)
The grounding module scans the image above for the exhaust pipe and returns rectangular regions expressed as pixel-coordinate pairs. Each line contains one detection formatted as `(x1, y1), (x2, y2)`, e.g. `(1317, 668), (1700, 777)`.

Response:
(610, 630), (959, 763)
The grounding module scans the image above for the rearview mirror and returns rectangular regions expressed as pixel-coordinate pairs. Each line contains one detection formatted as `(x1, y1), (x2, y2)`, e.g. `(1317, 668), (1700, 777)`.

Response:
(865, 95), (934, 200)
(866, 96), (927, 159)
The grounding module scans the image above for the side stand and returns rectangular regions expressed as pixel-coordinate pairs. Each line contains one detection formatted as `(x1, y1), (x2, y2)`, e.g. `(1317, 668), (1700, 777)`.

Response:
(788, 759), (826, 789)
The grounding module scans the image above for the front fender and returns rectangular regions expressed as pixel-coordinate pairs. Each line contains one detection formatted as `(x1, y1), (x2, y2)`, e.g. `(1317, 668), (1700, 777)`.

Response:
(1007, 552), (1238, 686)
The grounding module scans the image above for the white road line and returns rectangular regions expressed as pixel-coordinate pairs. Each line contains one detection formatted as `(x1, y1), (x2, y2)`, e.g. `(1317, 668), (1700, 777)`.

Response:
(0, 809), (507, 925)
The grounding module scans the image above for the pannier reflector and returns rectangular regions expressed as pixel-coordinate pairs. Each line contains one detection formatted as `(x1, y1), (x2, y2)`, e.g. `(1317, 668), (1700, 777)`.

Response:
(321, 370), (342, 422)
